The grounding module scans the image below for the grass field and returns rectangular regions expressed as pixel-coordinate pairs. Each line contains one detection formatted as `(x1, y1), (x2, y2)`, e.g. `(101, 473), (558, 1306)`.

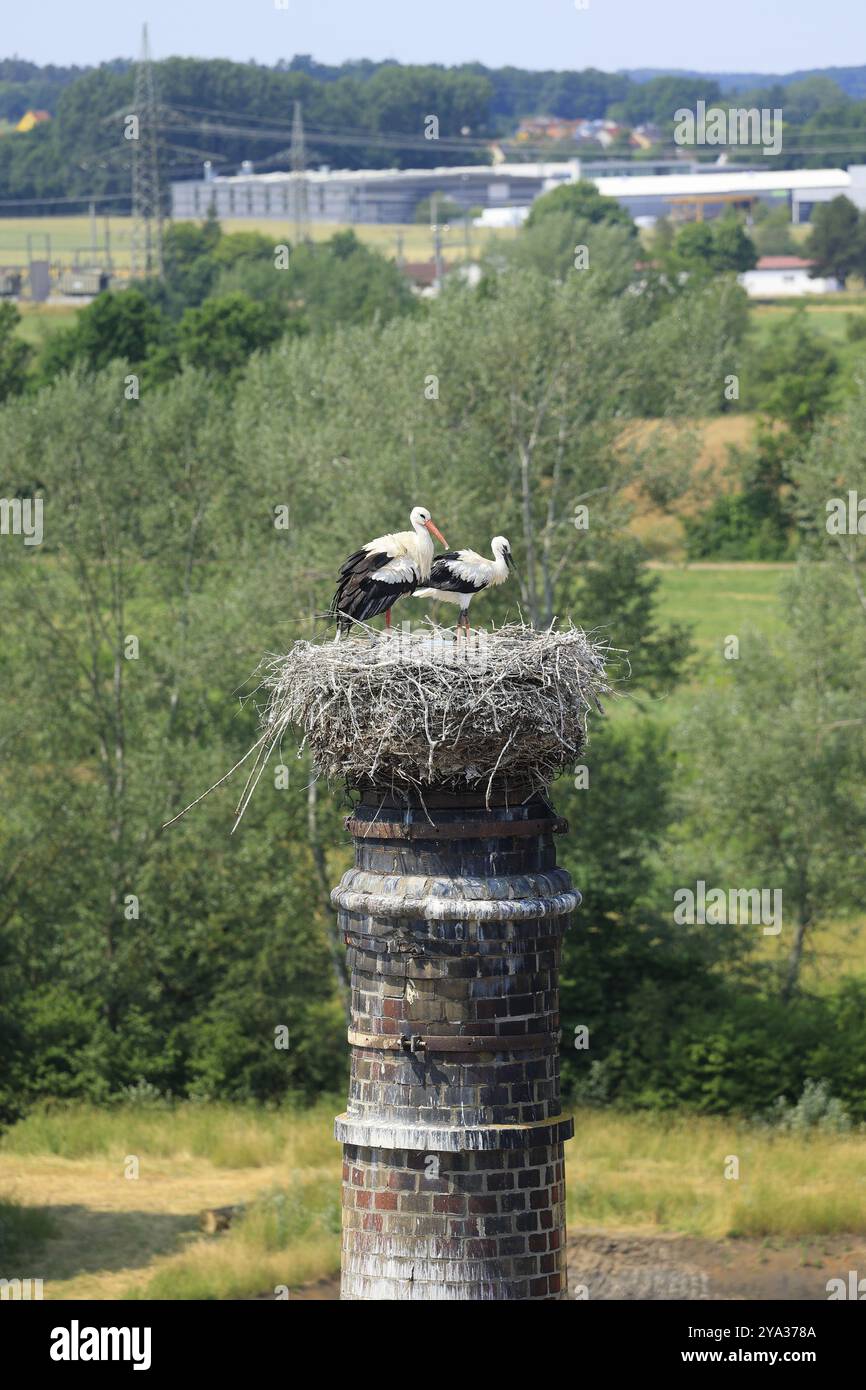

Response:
(653, 563), (789, 659)
(13, 300), (78, 348)
(0, 1100), (342, 1299)
(750, 303), (857, 343)
(2, 1100), (864, 1299)
(618, 561), (791, 723)
(0, 214), (505, 272)
(0, 216), (134, 270)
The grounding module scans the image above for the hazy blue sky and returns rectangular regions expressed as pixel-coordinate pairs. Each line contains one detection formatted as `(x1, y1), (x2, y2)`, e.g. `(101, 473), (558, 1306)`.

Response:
(5, 0), (864, 74)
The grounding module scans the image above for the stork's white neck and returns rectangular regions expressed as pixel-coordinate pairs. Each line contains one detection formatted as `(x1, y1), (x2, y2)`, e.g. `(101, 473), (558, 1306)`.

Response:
(410, 521), (434, 579)
(490, 544), (509, 584)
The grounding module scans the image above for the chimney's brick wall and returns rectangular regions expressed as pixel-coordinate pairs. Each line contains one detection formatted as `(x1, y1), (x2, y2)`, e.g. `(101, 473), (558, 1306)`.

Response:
(333, 785), (576, 1300)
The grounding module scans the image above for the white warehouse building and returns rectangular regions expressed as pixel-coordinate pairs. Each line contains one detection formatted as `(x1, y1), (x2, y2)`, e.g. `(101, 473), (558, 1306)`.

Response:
(169, 161), (866, 227)
(591, 166), (866, 224)
(170, 162), (581, 224)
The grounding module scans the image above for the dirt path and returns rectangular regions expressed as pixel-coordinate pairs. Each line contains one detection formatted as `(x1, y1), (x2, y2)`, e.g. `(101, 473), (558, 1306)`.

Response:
(290, 1231), (866, 1301)
(565, 1231), (866, 1300)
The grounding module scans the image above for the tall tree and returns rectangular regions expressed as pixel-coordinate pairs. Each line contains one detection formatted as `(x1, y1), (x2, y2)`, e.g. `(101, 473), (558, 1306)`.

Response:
(806, 195), (866, 285)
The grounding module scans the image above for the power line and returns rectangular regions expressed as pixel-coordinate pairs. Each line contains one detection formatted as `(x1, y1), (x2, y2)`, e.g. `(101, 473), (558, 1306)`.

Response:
(130, 24), (163, 278)
(0, 192), (133, 208)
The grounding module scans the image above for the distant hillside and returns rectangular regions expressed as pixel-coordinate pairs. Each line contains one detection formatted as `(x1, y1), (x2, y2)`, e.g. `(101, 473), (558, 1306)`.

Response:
(624, 67), (866, 100)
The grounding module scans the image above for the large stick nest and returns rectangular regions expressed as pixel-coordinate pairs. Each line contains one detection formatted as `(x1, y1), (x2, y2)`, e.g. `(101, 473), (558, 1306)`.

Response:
(253, 621), (612, 799)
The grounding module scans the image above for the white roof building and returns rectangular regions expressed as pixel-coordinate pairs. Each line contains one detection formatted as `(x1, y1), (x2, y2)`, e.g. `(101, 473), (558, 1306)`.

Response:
(738, 255), (840, 297)
(590, 166), (860, 222)
(170, 160), (866, 228)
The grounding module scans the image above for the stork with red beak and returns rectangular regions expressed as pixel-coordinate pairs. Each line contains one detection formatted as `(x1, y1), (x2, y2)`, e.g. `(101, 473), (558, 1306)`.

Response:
(330, 505), (448, 634)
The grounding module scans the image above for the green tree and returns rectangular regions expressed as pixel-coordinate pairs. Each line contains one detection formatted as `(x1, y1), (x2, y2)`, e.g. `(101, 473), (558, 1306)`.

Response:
(152, 215), (223, 313)
(792, 371), (866, 613)
(492, 212), (638, 285)
(233, 258), (734, 629)
(163, 214), (222, 271)
(677, 610), (866, 1001)
(537, 68), (628, 120)
(414, 192), (466, 224)
(710, 216), (758, 272)
(746, 309), (838, 433)
(684, 424), (797, 562)
(669, 220), (715, 271)
(670, 216), (757, 275)
(613, 75), (722, 129)
(74, 289), (167, 371)
(37, 289), (168, 383)
(176, 293), (286, 375)
(211, 230), (276, 267)
(751, 204), (797, 256)
(217, 230), (416, 334)
(0, 366), (346, 1112)
(525, 178), (636, 234)
(806, 195), (865, 285)
(0, 302), (32, 402)
(782, 76), (848, 124)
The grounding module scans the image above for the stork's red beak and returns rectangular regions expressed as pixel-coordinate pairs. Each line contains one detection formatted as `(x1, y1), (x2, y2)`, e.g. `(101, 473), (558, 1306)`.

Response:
(425, 519), (447, 546)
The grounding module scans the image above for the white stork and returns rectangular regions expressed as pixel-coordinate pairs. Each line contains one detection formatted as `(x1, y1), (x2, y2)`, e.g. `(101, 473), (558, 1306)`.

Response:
(330, 505), (448, 634)
(414, 536), (514, 634)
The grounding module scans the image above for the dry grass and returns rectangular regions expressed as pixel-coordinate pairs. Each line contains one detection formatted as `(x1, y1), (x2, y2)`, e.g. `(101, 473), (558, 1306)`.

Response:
(0, 1101), (341, 1299)
(133, 1179), (342, 1300)
(3, 1101), (865, 1298)
(567, 1111), (866, 1240)
(625, 414), (758, 559)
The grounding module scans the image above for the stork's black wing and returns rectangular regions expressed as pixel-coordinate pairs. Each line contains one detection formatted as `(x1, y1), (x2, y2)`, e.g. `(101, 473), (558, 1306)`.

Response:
(426, 552), (488, 594)
(329, 549), (417, 629)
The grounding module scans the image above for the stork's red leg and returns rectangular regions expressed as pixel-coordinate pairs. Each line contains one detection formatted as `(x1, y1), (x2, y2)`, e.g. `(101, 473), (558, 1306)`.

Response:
(385, 608), (392, 630)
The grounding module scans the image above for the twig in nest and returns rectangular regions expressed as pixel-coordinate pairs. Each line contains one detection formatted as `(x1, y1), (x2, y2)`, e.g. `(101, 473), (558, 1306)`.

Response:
(164, 620), (616, 831)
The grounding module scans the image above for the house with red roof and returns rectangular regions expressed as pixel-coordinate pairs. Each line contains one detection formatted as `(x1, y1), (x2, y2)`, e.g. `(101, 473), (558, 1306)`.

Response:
(738, 255), (840, 297)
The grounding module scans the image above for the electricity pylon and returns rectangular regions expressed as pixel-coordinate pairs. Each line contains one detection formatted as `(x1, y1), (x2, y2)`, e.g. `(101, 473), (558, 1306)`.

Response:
(290, 100), (310, 243)
(130, 24), (164, 279)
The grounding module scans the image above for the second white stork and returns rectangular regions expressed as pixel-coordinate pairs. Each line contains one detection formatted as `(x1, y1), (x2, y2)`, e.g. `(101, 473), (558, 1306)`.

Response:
(414, 535), (514, 633)
(330, 505), (448, 634)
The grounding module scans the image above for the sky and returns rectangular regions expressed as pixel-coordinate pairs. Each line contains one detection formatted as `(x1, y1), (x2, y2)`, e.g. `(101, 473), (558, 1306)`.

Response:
(5, 0), (866, 75)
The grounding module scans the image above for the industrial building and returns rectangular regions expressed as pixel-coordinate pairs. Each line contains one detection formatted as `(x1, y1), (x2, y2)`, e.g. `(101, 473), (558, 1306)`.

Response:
(170, 162), (581, 224)
(593, 165), (866, 224)
(170, 160), (866, 227)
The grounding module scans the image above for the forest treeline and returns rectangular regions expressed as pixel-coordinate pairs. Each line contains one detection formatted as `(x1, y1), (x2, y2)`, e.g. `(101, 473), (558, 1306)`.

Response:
(1, 190), (866, 1126)
(5, 54), (866, 210)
